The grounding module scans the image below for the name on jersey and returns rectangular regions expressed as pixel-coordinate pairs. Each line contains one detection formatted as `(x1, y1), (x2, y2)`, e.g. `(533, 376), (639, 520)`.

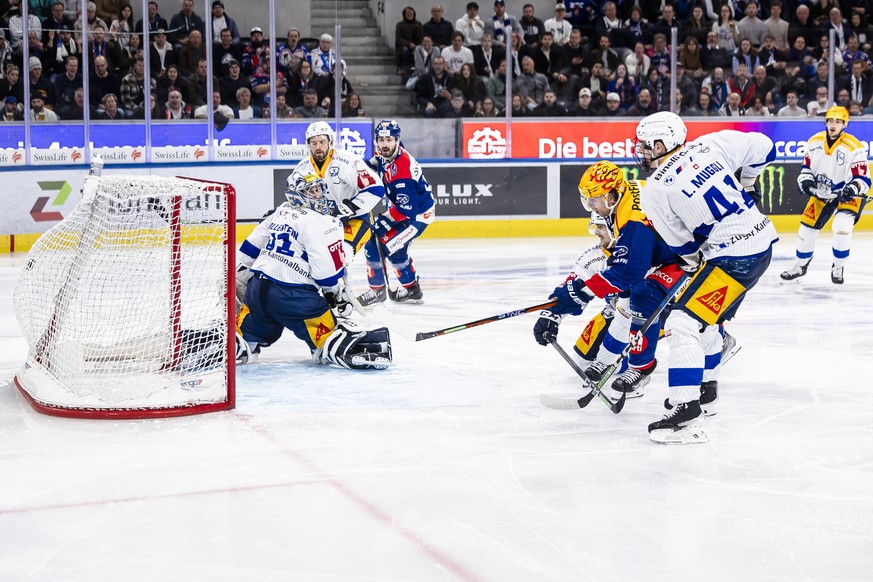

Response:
(689, 161), (726, 189)
(272, 223), (300, 239)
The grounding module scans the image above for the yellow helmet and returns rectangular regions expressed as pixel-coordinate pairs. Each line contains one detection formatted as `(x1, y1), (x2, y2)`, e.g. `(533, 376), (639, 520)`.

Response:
(578, 161), (627, 212)
(825, 105), (849, 125)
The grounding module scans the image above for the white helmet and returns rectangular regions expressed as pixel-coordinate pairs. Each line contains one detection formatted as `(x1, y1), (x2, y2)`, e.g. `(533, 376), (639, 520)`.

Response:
(305, 121), (334, 145)
(634, 111), (687, 170)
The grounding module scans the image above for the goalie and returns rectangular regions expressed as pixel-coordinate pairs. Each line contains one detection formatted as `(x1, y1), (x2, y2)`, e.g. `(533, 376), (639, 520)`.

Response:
(235, 174), (392, 370)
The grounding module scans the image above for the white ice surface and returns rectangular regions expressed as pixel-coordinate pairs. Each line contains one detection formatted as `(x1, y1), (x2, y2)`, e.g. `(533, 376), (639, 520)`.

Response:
(1, 234), (872, 582)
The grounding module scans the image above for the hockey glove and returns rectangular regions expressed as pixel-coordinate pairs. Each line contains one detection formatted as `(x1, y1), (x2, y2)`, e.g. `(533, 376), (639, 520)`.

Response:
(798, 178), (815, 198)
(550, 277), (593, 316)
(839, 182), (860, 204)
(381, 223), (419, 256)
(324, 291), (355, 319)
(740, 175), (761, 206)
(533, 310), (563, 346)
(235, 264), (253, 304)
(335, 199), (360, 221)
(677, 251), (704, 274)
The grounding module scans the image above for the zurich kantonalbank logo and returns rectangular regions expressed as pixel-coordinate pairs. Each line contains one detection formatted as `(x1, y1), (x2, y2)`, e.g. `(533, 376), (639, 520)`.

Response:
(338, 128), (367, 157)
(468, 127), (506, 159)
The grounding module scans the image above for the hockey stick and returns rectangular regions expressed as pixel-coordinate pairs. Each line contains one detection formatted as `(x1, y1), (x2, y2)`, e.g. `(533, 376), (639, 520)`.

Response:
(540, 272), (690, 411)
(545, 333), (624, 413)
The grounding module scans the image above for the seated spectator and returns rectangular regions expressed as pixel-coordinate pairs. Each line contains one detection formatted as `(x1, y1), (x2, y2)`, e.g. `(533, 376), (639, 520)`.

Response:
(738, 1), (768, 49)
(847, 60), (873, 106)
(719, 90), (745, 116)
(424, 3), (454, 49)
(443, 31), (475, 74)
(563, 28), (588, 79)
(44, 1), (74, 46)
(758, 34), (789, 77)
(187, 58), (216, 107)
(572, 61), (608, 104)
(567, 87), (598, 116)
(806, 61), (831, 100)
(623, 6), (652, 48)
(341, 92), (366, 117)
(109, 4), (134, 51)
(835, 87), (852, 110)
(313, 61), (354, 116)
(508, 91), (527, 116)
(474, 94), (502, 116)
(848, 14), (872, 53)
(88, 24), (123, 73)
(648, 33), (671, 77)
(415, 55), (456, 116)
(276, 28), (309, 75)
(732, 38), (760, 74)
(811, 33), (843, 70)
(250, 57), (287, 109)
(219, 59), (248, 108)
(164, 88), (193, 119)
(820, 7), (849, 49)
(625, 87), (659, 116)
(746, 94), (771, 116)
(265, 94), (293, 119)
(519, 3), (545, 48)
(534, 32), (568, 92)
(545, 2), (572, 45)
(531, 88), (566, 115)
(843, 35), (871, 73)
(643, 66), (668, 110)
(751, 64), (779, 112)
(121, 57), (156, 114)
(168, 0), (204, 49)
(117, 32), (142, 75)
(668, 88), (699, 116)
(456, 62), (486, 110)
(788, 5), (818, 49)
(848, 100), (866, 117)
(515, 54), (548, 110)
(728, 62), (755, 107)
(29, 58), (57, 107)
(807, 85), (830, 116)
(484, 57), (508, 109)
(30, 94), (58, 121)
(156, 63), (194, 105)
(310, 34), (338, 77)
(787, 36), (815, 78)
(291, 87), (324, 119)
(457, 2), (486, 47)
(653, 3), (683, 43)
(209, 0), (240, 44)
(135, 0), (168, 39)
(0, 65), (23, 105)
(287, 59), (318, 108)
(150, 29), (177, 78)
(776, 89), (808, 116)
(601, 91), (623, 116)
(701, 30), (733, 70)
(694, 91), (719, 116)
(132, 93), (166, 119)
(414, 35), (442, 80)
(213, 28), (243, 78)
(396, 6), (424, 75)
(764, 1), (789, 50)
(678, 36), (705, 79)
(178, 30), (206, 78)
(674, 64), (698, 108)
(98, 92), (123, 119)
(590, 34), (619, 75)
(625, 41), (650, 82)
(438, 87), (475, 117)
(685, 5), (710, 44)
(193, 89), (234, 119)
(44, 25), (81, 79)
(606, 63), (637, 109)
(701, 66), (730, 109)
(53, 56), (82, 108)
(472, 33), (499, 78)
(7, 1), (43, 50)
(2, 95), (24, 121)
(241, 27), (270, 76)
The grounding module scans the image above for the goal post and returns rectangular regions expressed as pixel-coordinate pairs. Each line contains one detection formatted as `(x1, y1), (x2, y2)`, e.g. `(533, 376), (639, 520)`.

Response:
(13, 170), (236, 419)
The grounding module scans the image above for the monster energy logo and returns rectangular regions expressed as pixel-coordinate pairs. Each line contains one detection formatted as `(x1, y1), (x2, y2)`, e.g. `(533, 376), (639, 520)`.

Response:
(759, 165), (785, 213)
(620, 166), (641, 182)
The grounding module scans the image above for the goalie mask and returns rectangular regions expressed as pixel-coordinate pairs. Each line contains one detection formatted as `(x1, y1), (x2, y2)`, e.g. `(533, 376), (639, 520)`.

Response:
(286, 172), (332, 214)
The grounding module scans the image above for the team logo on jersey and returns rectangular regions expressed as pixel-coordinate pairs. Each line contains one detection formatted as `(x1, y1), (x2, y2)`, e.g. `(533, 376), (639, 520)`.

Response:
(612, 246), (629, 258)
(314, 322), (332, 342)
(803, 203), (817, 220)
(329, 167), (340, 177)
(581, 318), (595, 345)
(397, 193), (410, 205)
(695, 286), (728, 314)
(837, 151), (846, 165)
(328, 240), (344, 269)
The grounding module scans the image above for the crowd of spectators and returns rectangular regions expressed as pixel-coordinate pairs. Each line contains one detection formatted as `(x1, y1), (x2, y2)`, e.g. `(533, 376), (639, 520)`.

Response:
(397, 0), (873, 118)
(0, 0), (365, 122)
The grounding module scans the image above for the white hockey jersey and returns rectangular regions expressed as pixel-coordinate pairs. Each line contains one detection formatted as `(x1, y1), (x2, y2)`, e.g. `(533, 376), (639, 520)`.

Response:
(288, 148), (384, 219)
(641, 130), (779, 261)
(571, 243), (608, 280)
(238, 203), (345, 293)
(799, 130), (871, 200)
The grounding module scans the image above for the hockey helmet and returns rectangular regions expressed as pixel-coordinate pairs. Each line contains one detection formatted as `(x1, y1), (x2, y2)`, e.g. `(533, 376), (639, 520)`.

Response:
(588, 212), (615, 249)
(285, 172), (332, 214)
(578, 161), (627, 214)
(825, 105), (849, 126)
(634, 111), (687, 170)
(305, 120), (335, 145)
(375, 119), (401, 139)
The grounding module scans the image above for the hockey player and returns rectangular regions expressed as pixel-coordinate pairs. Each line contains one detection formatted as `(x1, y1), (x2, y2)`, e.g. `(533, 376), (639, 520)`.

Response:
(235, 173), (392, 370)
(532, 161), (686, 399)
(287, 121), (386, 264)
(780, 106), (870, 285)
(634, 111), (778, 444)
(357, 119), (436, 305)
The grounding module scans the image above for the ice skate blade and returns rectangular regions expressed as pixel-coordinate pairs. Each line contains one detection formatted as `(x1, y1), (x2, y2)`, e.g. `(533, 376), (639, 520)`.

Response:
(701, 402), (717, 417)
(613, 387), (645, 399)
(650, 424), (710, 445)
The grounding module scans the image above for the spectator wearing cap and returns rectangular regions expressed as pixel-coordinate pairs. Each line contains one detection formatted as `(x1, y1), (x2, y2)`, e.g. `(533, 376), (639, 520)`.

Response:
(178, 30), (206, 77)
(519, 3), (545, 47)
(277, 28), (309, 75)
(0, 64), (23, 103)
(484, 0), (524, 48)
(2, 95), (24, 121)
(28, 57), (57, 106)
(396, 6), (424, 76)
(135, 1), (168, 39)
(210, 0), (240, 45)
(602, 91), (622, 115)
(44, 25), (82, 78)
(44, 2), (74, 47)
(242, 26), (269, 76)
(456, 2), (485, 47)
(544, 3), (572, 45)
(423, 4), (454, 49)
(7, 0), (43, 50)
(219, 58), (247, 107)
(30, 92), (59, 121)
(169, 0), (205, 48)
(290, 87), (323, 119)
(310, 34), (337, 76)
(213, 27), (243, 77)
(89, 55), (121, 106)
(52, 55), (82, 107)
(568, 87), (598, 116)
(149, 27), (177, 77)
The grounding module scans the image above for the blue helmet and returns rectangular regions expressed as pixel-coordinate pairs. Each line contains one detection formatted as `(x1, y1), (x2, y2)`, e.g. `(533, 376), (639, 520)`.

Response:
(375, 119), (401, 140)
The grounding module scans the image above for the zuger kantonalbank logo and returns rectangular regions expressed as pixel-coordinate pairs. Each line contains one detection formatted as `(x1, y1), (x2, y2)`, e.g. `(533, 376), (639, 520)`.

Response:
(467, 127), (507, 159)
(31, 181), (72, 222)
(337, 128), (367, 157)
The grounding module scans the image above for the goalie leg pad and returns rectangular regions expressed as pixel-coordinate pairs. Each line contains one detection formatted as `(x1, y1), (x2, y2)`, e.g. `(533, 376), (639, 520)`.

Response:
(318, 321), (392, 370)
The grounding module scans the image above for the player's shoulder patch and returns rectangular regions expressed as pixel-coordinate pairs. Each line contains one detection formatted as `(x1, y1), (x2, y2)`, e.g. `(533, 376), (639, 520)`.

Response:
(841, 133), (864, 150)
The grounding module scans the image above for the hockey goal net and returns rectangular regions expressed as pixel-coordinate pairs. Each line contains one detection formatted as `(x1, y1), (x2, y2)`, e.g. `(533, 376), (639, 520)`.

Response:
(14, 173), (236, 419)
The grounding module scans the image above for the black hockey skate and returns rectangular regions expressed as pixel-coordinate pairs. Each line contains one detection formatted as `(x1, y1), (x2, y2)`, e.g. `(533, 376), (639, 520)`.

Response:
(665, 380), (718, 417)
(779, 261), (809, 283)
(583, 360), (609, 382)
(389, 278), (423, 303)
(831, 264), (844, 285)
(649, 400), (709, 444)
(611, 360), (656, 399)
(357, 286), (387, 307)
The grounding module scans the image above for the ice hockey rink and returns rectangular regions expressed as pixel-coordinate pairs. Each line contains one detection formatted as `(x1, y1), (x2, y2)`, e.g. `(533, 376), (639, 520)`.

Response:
(1, 233), (872, 582)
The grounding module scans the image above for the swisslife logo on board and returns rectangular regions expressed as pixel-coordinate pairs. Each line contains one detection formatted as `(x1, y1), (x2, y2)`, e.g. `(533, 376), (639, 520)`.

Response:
(92, 147), (146, 163)
(152, 146), (207, 161)
(30, 148), (84, 165)
(0, 149), (25, 166)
